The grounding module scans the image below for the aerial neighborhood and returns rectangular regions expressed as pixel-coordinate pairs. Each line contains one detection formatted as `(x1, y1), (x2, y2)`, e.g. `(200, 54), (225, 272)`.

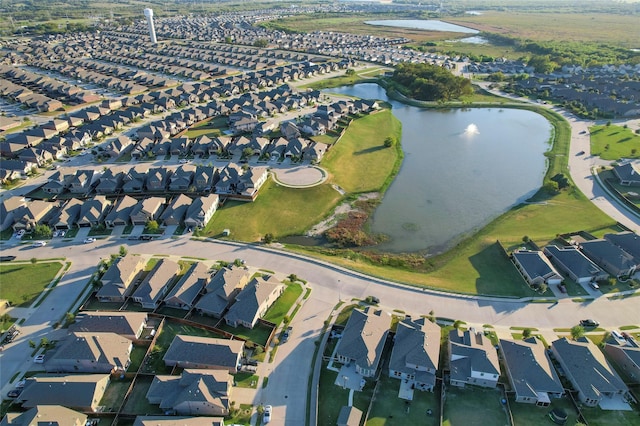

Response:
(1, 1), (640, 426)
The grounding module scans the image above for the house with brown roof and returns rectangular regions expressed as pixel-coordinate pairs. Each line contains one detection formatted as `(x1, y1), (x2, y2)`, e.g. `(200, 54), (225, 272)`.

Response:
(130, 196), (165, 225)
(335, 307), (390, 378)
(46, 332), (133, 374)
(12, 200), (55, 231)
(105, 195), (137, 227)
(164, 262), (210, 310)
(196, 268), (250, 318)
(0, 405), (87, 426)
(224, 276), (284, 329)
(160, 194), (192, 226)
(132, 416), (224, 426)
(48, 198), (82, 230)
(132, 259), (180, 309)
(146, 369), (232, 416)
(163, 335), (244, 373)
(184, 194), (219, 229)
(97, 254), (145, 302)
(603, 338), (640, 385)
(69, 311), (148, 341)
(76, 195), (111, 227)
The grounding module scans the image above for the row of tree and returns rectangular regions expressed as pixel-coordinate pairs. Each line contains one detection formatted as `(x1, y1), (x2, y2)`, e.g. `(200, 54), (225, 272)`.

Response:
(390, 63), (473, 102)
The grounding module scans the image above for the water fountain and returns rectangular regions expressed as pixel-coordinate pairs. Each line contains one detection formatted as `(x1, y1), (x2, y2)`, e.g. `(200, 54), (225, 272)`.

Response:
(464, 123), (479, 135)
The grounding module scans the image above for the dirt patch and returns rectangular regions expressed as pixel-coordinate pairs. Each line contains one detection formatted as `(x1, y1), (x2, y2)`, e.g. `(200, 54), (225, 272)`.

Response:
(306, 192), (379, 237)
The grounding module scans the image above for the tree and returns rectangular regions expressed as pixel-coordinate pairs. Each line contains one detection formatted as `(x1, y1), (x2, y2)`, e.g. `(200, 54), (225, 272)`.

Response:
(263, 233), (275, 244)
(345, 68), (356, 76)
(33, 224), (52, 239)
(28, 340), (36, 348)
(242, 147), (254, 159)
(453, 320), (464, 329)
(146, 220), (159, 232)
(538, 282), (548, 294)
(119, 245), (127, 257)
(522, 328), (532, 339)
(571, 325), (585, 340)
(522, 235), (530, 243)
(253, 38), (268, 48)
(384, 137), (395, 148)
(30, 257), (37, 264)
(288, 273), (298, 282)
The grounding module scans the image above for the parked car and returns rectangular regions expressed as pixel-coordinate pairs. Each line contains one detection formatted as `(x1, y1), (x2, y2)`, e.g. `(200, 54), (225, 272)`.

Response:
(31, 241), (46, 247)
(34, 354), (45, 363)
(580, 319), (599, 327)
(281, 326), (292, 343)
(558, 284), (567, 293)
(6, 389), (21, 398)
(590, 282), (600, 290)
(0, 256), (16, 262)
(263, 405), (272, 424)
(83, 237), (96, 244)
(16, 230), (25, 239)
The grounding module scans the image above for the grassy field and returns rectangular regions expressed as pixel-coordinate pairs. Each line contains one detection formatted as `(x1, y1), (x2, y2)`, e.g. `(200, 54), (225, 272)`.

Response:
(217, 321), (273, 348)
(321, 109), (402, 194)
(317, 362), (375, 426)
(442, 386), (508, 426)
(508, 395), (579, 426)
(183, 116), (226, 139)
(0, 261), (63, 306)
(366, 375), (439, 426)
(589, 125), (640, 161)
(299, 67), (387, 90)
(263, 282), (303, 325)
(99, 379), (131, 412)
(121, 376), (162, 415)
(581, 405), (640, 426)
(203, 178), (342, 241)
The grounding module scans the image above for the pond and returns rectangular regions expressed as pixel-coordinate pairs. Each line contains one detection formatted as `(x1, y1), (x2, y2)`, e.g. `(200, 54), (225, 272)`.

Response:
(365, 19), (479, 34)
(325, 84), (552, 253)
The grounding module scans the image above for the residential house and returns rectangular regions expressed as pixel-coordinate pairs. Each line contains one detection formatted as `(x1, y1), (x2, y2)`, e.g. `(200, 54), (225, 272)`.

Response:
(168, 165), (195, 192)
(105, 136), (133, 158)
(146, 369), (232, 416)
(131, 259), (180, 309)
(69, 311), (148, 341)
(105, 195), (137, 227)
(224, 276), (284, 329)
(551, 337), (630, 407)
(67, 169), (96, 195)
(95, 169), (124, 195)
(161, 194), (192, 226)
(41, 171), (69, 195)
(122, 166), (147, 193)
(0, 159), (36, 179)
(0, 196), (26, 231)
(193, 166), (217, 192)
(604, 232), (640, 264)
(336, 406), (363, 426)
(612, 162), (640, 186)
(130, 197), (165, 226)
(499, 338), (563, 405)
(163, 335), (244, 373)
(184, 194), (219, 229)
(511, 249), (563, 287)
(603, 338), (640, 384)
(280, 121), (300, 139)
(48, 198), (82, 230)
(76, 195), (111, 228)
(0, 405), (87, 426)
(388, 317), (441, 392)
(16, 374), (110, 412)
(132, 416), (225, 426)
(543, 245), (608, 284)
(580, 239), (638, 278)
(164, 262), (210, 310)
(12, 200), (55, 231)
(335, 307), (390, 378)
(449, 329), (500, 388)
(18, 147), (53, 167)
(46, 332), (132, 374)
(196, 268), (251, 318)
(146, 167), (172, 192)
(96, 254), (145, 302)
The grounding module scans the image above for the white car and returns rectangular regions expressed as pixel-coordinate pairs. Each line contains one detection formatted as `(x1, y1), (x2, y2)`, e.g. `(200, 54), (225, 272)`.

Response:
(263, 405), (272, 424)
(34, 354), (45, 364)
(32, 241), (46, 247)
(83, 237), (96, 244)
(16, 230), (25, 239)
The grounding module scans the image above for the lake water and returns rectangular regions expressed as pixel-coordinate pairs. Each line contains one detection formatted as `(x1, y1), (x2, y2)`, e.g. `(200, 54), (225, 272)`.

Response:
(325, 84), (552, 253)
(365, 19), (479, 34)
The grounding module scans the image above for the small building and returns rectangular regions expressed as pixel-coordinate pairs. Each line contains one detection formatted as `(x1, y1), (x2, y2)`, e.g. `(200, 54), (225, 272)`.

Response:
(163, 335), (244, 373)
(0, 405), (87, 426)
(449, 329), (500, 388)
(16, 374), (110, 412)
(163, 262), (210, 310)
(336, 406), (363, 426)
(512, 249), (563, 287)
(543, 245), (608, 284)
(603, 338), (640, 384)
(224, 276), (284, 329)
(96, 254), (145, 302)
(133, 416), (225, 426)
(195, 267), (250, 318)
(580, 239), (638, 278)
(45, 332), (132, 374)
(69, 311), (148, 340)
(132, 259), (180, 309)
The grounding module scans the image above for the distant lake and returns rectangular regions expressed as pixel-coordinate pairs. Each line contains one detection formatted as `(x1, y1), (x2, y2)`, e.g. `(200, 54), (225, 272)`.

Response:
(324, 84), (552, 254)
(365, 19), (479, 34)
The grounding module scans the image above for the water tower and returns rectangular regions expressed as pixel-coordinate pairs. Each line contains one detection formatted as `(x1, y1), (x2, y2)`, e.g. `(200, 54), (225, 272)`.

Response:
(143, 8), (157, 44)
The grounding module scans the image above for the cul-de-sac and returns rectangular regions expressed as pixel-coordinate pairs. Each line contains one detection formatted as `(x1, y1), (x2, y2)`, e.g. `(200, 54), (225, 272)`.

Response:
(0, 1), (639, 425)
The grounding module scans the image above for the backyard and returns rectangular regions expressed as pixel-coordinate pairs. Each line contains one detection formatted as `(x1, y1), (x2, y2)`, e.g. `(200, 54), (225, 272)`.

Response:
(442, 386), (509, 426)
(317, 362), (375, 426)
(0, 261), (64, 306)
(508, 395), (580, 426)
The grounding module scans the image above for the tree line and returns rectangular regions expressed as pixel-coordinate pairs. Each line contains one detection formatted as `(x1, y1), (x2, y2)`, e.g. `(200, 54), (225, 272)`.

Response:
(390, 63), (473, 102)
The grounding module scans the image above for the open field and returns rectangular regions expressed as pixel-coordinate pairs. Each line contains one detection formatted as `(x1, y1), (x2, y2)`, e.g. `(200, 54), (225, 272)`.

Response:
(203, 179), (343, 242)
(581, 405), (640, 426)
(322, 109), (402, 194)
(590, 124), (640, 161)
(447, 12), (640, 47)
(0, 261), (63, 306)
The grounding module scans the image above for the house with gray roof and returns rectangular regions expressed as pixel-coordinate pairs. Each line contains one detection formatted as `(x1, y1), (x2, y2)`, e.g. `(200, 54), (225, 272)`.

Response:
(163, 335), (244, 373)
(336, 406), (363, 426)
(130, 196), (165, 225)
(551, 337), (630, 407)
(335, 307), (390, 378)
(48, 198), (82, 230)
(0, 405), (87, 426)
(76, 195), (111, 227)
(0, 196), (25, 231)
(184, 194), (219, 229)
(604, 231), (640, 264)
(133, 416), (224, 426)
(604, 337), (640, 384)
(499, 338), (563, 405)
(97, 254), (145, 302)
(105, 195), (137, 227)
(146, 369), (232, 416)
(195, 267), (250, 318)
(612, 162), (640, 186)
(46, 332), (132, 374)
(164, 262), (209, 310)
(389, 317), (440, 392)
(579, 239), (638, 278)
(224, 276), (284, 329)
(543, 245), (608, 284)
(132, 259), (180, 309)
(449, 329), (500, 388)
(511, 249), (563, 287)
(69, 311), (148, 340)
(160, 194), (192, 226)
(16, 374), (110, 412)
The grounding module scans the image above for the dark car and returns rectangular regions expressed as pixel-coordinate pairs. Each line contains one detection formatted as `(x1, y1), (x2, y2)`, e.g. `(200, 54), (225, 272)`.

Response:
(580, 319), (599, 327)
(6, 389), (21, 398)
(0, 255), (16, 262)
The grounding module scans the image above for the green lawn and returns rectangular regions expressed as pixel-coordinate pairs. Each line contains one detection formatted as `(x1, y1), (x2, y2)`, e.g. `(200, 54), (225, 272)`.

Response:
(121, 376), (163, 415)
(508, 395), (579, 426)
(321, 109), (402, 194)
(127, 344), (150, 373)
(335, 304), (358, 326)
(581, 405), (640, 426)
(203, 178), (343, 242)
(0, 261), (63, 306)
(317, 362), (375, 426)
(442, 386), (508, 426)
(99, 379), (132, 412)
(217, 322), (273, 348)
(366, 375), (439, 426)
(263, 282), (303, 325)
(590, 125), (640, 160)
(233, 372), (259, 388)
(226, 403), (254, 426)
